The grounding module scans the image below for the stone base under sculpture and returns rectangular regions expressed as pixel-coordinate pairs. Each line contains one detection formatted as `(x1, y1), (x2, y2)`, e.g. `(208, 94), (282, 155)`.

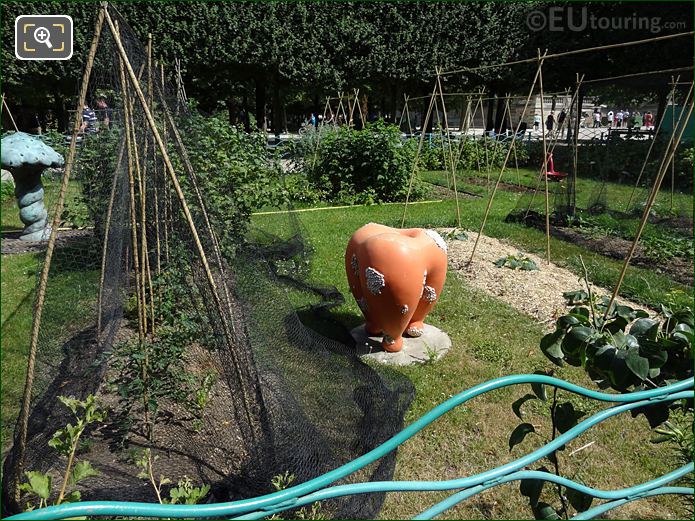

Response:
(351, 324), (451, 366)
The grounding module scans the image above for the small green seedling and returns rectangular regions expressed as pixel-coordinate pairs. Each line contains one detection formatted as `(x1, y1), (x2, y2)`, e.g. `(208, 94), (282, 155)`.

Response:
(494, 254), (539, 271)
(20, 394), (105, 510)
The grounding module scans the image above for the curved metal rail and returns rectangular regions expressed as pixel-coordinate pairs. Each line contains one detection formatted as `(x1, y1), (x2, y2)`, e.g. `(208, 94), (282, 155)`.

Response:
(9, 374), (693, 520)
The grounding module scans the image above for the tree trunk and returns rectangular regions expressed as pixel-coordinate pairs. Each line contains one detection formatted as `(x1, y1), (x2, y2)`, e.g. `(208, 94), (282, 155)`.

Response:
(226, 99), (235, 126)
(360, 94), (368, 129)
(242, 93), (250, 133)
(271, 79), (281, 135)
(255, 77), (266, 131)
(53, 91), (68, 132)
(494, 97), (505, 133)
(423, 96), (433, 134)
(485, 97), (495, 131)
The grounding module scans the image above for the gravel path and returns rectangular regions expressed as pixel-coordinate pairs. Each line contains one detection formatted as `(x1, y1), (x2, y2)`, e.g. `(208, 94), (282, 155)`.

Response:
(1, 229), (93, 255)
(443, 229), (653, 329)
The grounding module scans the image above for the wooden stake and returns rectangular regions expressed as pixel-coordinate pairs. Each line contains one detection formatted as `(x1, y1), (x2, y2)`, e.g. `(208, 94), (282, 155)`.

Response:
(117, 24), (146, 341)
(2, 93), (19, 132)
(605, 96), (693, 315)
(401, 80), (438, 226)
(96, 140), (126, 343)
(104, 9), (259, 433)
(436, 68), (462, 228)
(625, 76), (684, 211)
(468, 52), (546, 265)
(12, 5), (105, 507)
(537, 49), (551, 265)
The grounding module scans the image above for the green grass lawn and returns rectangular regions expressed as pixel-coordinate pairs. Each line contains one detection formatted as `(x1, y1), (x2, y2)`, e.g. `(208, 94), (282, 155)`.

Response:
(2, 178), (82, 232)
(414, 171), (692, 310)
(1, 170), (689, 517)
(252, 204), (689, 519)
(429, 164), (693, 219)
(1, 247), (100, 454)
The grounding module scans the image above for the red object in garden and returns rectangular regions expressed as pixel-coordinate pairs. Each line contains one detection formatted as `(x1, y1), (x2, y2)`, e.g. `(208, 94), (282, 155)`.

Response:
(545, 153), (568, 181)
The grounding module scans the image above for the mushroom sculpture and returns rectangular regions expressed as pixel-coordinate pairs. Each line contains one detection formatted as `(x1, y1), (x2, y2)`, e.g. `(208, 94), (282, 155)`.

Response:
(1, 132), (64, 241)
(346, 223), (447, 352)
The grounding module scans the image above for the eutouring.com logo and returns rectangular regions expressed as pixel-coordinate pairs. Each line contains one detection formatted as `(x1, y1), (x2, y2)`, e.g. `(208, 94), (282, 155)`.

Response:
(526, 7), (687, 34)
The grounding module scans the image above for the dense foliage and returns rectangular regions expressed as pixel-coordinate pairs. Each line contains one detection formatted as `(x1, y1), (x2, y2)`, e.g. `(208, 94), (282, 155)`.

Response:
(3, 2), (691, 131)
(421, 135), (531, 171)
(174, 110), (284, 245)
(294, 121), (427, 204)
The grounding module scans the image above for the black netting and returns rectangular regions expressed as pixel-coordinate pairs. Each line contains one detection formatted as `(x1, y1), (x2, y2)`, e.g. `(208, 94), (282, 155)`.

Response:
(2, 8), (413, 518)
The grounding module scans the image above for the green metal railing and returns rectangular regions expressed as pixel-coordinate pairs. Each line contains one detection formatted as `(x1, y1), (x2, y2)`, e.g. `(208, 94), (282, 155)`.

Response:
(8, 374), (693, 520)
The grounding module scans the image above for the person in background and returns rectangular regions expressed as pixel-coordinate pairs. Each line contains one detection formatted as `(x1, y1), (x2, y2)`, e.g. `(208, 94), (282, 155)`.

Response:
(607, 110), (614, 128)
(644, 111), (654, 128)
(96, 96), (112, 130)
(557, 109), (566, 134)
(593, 110), (601, 128)
(623, 109), (630, 125)
(533, 113), (541, 131)
(633, 111), (643, 129)
(81, 103), (98, 134)
(309, 113), (317, 127)
(545, 111), (555, 135)
(616, 110), (624, 128)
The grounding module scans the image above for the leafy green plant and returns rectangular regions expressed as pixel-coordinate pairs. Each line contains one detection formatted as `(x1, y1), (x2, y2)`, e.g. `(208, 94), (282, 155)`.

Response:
(510, 375), (594, 520)
(295, 120), (426, 204)
(542, 289), (693, 392)
(60, 198), (91, 229)
(135, 448), (210, 505)
(1, 180), (14, 202)
(269, 471), (327, 520)
(641, 235), (693, 262)
(494, 254), (539, 271)
(175, 109), (286, 249)
(111, 254), (217, 438)
(20, 395), (105, 510)
(444, 228), (468, 241)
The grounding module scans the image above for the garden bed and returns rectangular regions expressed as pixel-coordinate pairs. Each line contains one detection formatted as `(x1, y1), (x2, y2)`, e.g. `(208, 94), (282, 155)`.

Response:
(444, 229), (654, 327)
(509, 212), (694, 286)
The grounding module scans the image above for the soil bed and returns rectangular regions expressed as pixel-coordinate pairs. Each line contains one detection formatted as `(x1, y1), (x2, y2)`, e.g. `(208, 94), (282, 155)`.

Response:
(443, 229), (655, 328)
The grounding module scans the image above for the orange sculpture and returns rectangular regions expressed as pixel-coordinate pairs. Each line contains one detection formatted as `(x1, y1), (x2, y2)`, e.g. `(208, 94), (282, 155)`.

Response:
(345, 223), (447, 352)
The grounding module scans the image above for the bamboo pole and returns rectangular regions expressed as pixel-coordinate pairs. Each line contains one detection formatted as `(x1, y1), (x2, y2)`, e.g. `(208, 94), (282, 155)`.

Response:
(117, 30), (154, 439)
(506, 96), (522, 187)
(153, 77), (237, 335)
(436, 68), (462, 228)
(670, 76), (676, 212)
(538, 49), (551, 264)
(625, 77), (685, 211)
(118, 24), (146, 341)
(572, 74), (581, 217)
(12, 5), (105, 507)
(441, 31), (693, 76)
(96, 140), (126, 343)
(467, 52), (546, 266)
(159, 63), (171, 264)
(479, 94), (491, 191)
(150, 52), (162, 277)
(605, 96), (693, 316)
(2, 94), (19, 131)
(104, 9), (259, 432)
(401, 80), (438, 227)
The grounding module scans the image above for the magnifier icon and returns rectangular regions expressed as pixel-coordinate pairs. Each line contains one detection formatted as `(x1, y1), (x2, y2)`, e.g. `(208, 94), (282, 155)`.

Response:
(33, 26), (53, 49)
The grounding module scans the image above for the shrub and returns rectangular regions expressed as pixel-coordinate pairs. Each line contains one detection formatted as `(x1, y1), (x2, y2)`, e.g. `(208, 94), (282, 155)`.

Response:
(297, 120), (427, 204)
(175, 108), (286, 246)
